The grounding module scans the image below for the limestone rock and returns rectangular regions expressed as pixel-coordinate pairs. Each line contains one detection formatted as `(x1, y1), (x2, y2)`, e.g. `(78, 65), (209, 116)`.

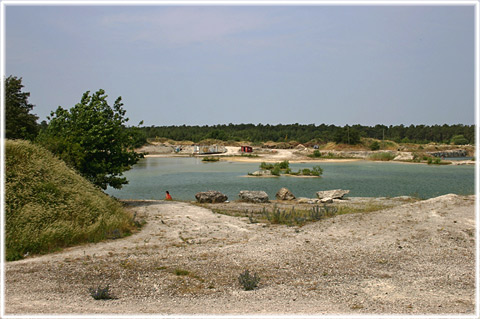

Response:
(238, 190), (270, 203)
(393, 152), (414, 161)
(250, 170), (272, 176)
(297, 197), (320, 204)
(276, 187), (296, 200)
(195, 191), (228, 203)
(320, 197), (334, 203)
(316, 189), (349, 200)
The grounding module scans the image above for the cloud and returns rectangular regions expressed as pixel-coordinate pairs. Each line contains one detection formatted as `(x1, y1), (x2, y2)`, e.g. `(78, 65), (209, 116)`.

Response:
(101, 7), (269, 47)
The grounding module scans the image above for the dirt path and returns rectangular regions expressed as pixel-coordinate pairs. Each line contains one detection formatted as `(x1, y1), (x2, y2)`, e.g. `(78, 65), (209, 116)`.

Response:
(5, 195), (476, 315)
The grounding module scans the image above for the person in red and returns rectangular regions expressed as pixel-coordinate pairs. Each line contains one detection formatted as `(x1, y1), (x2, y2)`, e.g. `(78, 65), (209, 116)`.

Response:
(165, 191), (172, 200)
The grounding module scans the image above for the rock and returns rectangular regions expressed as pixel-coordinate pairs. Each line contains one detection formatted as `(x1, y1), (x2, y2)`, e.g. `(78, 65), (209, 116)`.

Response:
(316, 189), (350, 200)
(250, 170), (272, 176)
(238, 190), (270, 203)
(297, 197), (320, 204)
(195, 191), (228, 203)
(393, 152), (414, 161)
(276, 187), (296, 200)
(320, 197), (333, 203)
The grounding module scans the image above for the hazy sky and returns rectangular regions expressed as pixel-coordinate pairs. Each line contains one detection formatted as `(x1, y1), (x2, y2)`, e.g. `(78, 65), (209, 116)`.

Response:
(4, 3), (476, 127)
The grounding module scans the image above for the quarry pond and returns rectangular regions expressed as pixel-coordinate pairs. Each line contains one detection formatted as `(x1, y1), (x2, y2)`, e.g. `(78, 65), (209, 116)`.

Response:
(106, 157), (475, 201)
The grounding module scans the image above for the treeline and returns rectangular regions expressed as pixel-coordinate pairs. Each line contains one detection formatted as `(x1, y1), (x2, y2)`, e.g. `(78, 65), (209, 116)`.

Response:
(141, 123), (475, 145)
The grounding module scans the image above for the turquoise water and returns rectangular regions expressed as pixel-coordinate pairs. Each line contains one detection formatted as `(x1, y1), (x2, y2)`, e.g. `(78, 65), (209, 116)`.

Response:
(106, 157), (475, 201)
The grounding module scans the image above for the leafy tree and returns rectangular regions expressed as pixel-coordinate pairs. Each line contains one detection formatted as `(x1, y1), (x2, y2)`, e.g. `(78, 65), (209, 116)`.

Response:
(4, 75), (39, 140)
(37, 89), (143, 189)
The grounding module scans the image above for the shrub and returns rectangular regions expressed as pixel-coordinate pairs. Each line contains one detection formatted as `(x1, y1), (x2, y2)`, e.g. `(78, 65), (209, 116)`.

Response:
(271, 166), (281, 176)
(278, 160), (290, 169)
(312, 150), (321, 157)
(369, 141), (380, 151)
(311, 166), (323, 176)
(238, 270), (260, 291)
(451, 135), (469, 145)
(89, 285), (114, 300)
(260, 162), (274, 170)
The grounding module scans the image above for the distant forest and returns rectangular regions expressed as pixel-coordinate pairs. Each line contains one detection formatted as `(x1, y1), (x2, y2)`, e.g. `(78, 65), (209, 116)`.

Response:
(139, 123), (475, 145)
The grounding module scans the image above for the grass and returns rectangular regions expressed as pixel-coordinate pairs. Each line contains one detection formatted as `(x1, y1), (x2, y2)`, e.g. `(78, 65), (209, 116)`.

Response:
(5, 140), (136, 261)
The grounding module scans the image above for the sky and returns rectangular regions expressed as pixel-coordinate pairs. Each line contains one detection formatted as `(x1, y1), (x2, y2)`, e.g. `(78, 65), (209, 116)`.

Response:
(3, 2), (477, 127)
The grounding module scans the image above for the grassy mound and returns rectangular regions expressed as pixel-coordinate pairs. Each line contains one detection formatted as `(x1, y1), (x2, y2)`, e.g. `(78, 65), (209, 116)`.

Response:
(5, 140), (135, 261)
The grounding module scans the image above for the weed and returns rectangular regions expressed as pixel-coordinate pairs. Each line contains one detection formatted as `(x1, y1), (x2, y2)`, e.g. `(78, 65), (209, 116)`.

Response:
(238, 269), (260, 291)
(89, 285), (114, 300)
(174, 269), (190, 276)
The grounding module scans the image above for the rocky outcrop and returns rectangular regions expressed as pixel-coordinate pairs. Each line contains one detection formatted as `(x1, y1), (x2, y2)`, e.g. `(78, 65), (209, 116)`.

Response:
(316, 189), (350, 200)
(393, 152), (414, 161)
(238, 190), (270, 203)
(250, 170), (273, 176)
(276, 188), (296, 200)
(297, 197), (333, 204)
(427, 149), (468, 158)
(195, 191), (228, 203)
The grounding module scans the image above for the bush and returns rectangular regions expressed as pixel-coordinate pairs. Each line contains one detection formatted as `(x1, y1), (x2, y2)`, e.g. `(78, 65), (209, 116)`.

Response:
(278, 160), (290, 169)
(89, 285), (114, 300)
(238, 270), (260, 291)
(451, 135), (469, 145)
(271, 166), (281, 176)
(369, 141), (380, 150)
(312, 150), (321, 157)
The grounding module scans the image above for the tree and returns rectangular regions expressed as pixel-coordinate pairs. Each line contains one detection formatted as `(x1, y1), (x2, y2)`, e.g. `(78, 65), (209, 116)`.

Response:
(37, 89), (143, 189)
(4, 75), (39, 140)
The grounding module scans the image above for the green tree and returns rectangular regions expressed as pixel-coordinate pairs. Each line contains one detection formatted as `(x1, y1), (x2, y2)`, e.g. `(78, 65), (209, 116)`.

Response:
(4, 75), (39, 140)
(37, 89), (143, 189)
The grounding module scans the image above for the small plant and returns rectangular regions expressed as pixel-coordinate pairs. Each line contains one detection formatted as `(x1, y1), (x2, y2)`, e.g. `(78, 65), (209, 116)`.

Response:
(89, 285), (114, 300)
(238, 269), (260, 291)
(174, 268), (190, 276)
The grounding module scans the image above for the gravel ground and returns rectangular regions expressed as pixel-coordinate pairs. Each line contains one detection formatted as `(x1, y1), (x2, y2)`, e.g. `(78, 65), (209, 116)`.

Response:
(5, 194), (476, 316)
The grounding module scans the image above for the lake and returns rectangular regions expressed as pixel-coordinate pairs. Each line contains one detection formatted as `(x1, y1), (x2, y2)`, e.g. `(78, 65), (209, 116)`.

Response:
(105, 157), (475, 201)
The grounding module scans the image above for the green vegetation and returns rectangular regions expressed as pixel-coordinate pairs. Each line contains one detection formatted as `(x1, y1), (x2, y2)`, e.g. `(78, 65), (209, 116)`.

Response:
(5, 140), (135, 261)
(451, 134), (469, 145)
(311, 149), (322, 157)
(4, 75), (39, 140)
(37, 89), (143, 189)
(238, 270), (260, 291)
(369, 141), (380, 150)
(368, 152), (395, 161)
(174, 269), (190, 276)
(140, 123), (474, 145)
(257, 161), (323, 177)
(202, 156), (220, 162)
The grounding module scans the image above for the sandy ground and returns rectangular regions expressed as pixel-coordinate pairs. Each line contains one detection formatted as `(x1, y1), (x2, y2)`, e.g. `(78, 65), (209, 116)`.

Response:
(5, 194), (476, 316)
